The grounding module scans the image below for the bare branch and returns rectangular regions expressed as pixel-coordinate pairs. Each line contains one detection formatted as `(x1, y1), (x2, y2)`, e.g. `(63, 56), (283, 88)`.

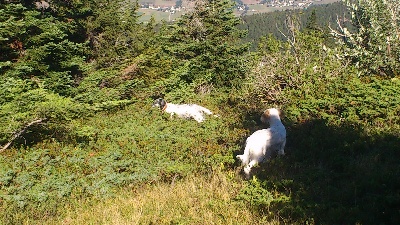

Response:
(276, 17), (300, 67)
(329, 14), (347, 38)
(0, 118), (47, 153)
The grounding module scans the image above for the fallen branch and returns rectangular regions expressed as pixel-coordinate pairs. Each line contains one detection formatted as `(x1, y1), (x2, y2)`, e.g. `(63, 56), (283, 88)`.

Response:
(0, 118), (47, 153)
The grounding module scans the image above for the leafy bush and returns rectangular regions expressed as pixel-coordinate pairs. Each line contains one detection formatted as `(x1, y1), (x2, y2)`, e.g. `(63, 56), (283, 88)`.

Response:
(235, 177), (290, 211)
(332, 0), (400, 77)
(245, 30), (350, 109)
(74, 69), (143, 103)
(0, 76), (135, 149)
(86, 0), (160, 70)
(284, 77), (400, 130)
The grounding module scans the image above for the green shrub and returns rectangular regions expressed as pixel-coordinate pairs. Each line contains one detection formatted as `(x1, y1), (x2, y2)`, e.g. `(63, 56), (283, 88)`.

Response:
(332, 0), (400, 77)
(235, 177), (290, 210)
(245, 30), (350, 109)
(0, 78), (90, 144)
(0, 3), (88, 97)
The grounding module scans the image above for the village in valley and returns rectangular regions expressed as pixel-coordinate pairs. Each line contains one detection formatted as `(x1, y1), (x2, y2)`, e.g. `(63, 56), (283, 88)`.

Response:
(137, 0), (340, 20)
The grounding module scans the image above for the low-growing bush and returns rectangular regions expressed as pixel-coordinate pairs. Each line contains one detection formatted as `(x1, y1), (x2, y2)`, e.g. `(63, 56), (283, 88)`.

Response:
(0, 97), (246, 224)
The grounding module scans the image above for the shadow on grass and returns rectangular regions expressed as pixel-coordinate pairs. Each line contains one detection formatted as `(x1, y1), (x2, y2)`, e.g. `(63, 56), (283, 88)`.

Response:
(253, 119), (400, 224)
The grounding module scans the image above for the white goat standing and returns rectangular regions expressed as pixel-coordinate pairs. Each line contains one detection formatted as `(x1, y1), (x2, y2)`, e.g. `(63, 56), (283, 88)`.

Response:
(236, 108), (286, 177)
(152, 98), (214, 123)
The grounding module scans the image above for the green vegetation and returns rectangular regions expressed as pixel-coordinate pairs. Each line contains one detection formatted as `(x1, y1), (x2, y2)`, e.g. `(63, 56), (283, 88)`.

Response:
(163, 0), (249, 89)
(239, 1), (351, 48)
(0, 0), (399, 224)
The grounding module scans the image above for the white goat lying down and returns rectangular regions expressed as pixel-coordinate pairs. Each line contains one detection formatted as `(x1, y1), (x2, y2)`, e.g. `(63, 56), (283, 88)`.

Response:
(236, 108), (286, 177)
(152, 98), (214, 123)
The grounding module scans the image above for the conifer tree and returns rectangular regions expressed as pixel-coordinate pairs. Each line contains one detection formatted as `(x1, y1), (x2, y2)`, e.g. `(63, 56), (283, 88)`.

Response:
(0, 1), (89, 148)
(164, 0), (250, 89)
(0, 1), (88, 96)
(85, 0), (147, 68)
(305, 9), (318, 31)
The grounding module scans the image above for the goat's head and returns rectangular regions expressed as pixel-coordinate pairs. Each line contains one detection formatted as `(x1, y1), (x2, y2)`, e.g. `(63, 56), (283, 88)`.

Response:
(260, 108), (282, 123)
(152, 98), (167, 110)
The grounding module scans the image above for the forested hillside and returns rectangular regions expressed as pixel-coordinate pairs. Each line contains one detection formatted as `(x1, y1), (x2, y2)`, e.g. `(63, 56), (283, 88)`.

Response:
(238, 1), (351, 48)
(1, 0), (399, 224)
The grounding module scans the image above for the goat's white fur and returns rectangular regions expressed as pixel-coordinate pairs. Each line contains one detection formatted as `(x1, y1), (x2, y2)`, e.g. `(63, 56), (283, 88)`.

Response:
(236, 108), (286, 177)
(152, 98), (213, 123)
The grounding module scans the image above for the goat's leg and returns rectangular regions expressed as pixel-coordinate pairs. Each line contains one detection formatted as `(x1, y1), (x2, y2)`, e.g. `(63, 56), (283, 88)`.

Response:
(193, 113), (204, 123)
(193, 117), (203, 123)
(278, 140), (286, 156)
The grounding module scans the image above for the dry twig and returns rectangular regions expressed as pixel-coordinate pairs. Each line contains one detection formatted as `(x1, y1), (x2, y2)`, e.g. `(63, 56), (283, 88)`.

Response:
(0, 118), (47, 153)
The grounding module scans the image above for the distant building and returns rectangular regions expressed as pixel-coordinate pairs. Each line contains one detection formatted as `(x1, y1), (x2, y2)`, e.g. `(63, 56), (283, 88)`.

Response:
(241, 0), (263, 5)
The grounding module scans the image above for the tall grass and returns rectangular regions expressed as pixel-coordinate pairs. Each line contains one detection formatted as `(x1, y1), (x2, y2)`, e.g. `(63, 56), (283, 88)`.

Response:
(41, 171), (280, 225)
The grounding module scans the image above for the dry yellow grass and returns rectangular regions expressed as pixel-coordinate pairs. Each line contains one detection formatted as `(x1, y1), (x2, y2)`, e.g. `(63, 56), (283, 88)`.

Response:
(42, 171), (280, 225)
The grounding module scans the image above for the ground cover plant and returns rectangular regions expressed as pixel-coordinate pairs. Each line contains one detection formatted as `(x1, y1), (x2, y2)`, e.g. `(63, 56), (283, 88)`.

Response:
(0, 96), (249, 224)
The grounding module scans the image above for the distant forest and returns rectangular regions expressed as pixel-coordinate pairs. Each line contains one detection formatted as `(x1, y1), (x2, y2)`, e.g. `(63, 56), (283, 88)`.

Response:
(238, 1), (350, 48)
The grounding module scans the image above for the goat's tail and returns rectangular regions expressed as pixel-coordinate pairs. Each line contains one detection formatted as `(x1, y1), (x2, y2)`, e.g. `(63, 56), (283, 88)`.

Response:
(236, 147), (250, 166)
(236, 155), (245, 165)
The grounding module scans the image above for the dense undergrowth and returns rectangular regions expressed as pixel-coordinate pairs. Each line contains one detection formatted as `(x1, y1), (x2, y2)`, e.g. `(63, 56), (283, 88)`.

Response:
(242, 63), (400, 224)
(1, 75), (400, 224)
(0, 95), (248, 223)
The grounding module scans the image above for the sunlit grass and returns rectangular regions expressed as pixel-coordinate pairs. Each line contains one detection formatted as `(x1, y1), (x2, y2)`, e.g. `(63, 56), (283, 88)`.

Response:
(43, 171), (279, 225)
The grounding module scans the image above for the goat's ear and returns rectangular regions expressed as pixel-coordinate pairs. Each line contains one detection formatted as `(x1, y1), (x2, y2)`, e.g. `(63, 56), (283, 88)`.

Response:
(260, 109), (270, 123)
(263, 109), (270, 117)
(160, 99), (166, 106)
(278, 109), (284, 119)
